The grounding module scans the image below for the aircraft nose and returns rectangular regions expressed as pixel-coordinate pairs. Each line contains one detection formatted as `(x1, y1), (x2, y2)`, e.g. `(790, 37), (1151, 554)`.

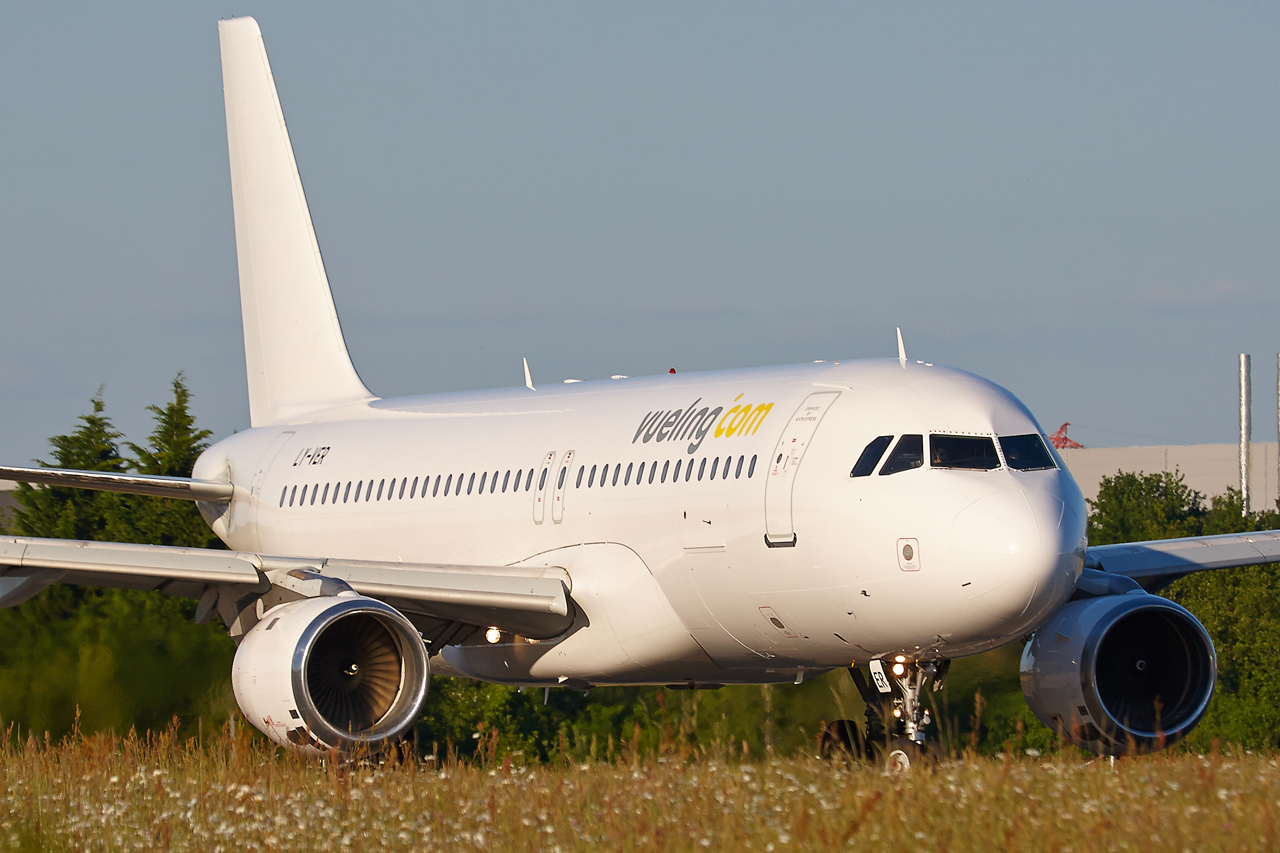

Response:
(952, 485), (1081, 632)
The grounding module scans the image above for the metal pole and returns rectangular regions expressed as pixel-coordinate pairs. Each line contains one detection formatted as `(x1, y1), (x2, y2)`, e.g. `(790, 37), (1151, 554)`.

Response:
(1240, 353), (1251, 515)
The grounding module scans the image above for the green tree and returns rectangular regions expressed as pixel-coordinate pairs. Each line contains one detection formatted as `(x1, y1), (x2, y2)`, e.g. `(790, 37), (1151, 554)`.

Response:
(10, 390), (124, 542)
(1086, 470), (1280, 750)
(0, 380), (234, 739)
(106, 374), (220, 548)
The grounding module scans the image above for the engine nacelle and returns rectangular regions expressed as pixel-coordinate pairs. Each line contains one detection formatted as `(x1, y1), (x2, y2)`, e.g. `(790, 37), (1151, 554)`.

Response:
(232, 593), (429, 752)
(1021, 593), (1215, 755)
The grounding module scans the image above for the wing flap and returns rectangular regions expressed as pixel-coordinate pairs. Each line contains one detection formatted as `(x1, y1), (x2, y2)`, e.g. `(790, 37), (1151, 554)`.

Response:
(1088, 529), (1280, 584)
(0, 537), (260, 584)
(0, 535), (574, 640)
(0, 466), (233, 503)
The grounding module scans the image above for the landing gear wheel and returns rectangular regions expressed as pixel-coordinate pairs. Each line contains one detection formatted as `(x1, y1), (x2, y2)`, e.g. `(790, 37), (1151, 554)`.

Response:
(873, 737), (938, 774)
(818, 719), (865, 761)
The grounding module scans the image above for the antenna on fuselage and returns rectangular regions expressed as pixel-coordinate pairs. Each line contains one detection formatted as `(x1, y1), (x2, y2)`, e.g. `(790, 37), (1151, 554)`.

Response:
(896, 327), (907, 368)
(523, 357), (536, 391)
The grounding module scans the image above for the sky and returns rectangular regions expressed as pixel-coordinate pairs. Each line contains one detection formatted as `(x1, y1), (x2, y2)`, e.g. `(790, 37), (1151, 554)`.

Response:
(1, 2), (1278, 464)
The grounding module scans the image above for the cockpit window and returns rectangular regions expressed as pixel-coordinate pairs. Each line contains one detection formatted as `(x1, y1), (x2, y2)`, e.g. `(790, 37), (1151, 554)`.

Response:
(850, 435), (894, 477)
(879, 434), (924, 475)
(999, 434), (1056, 471)
(930, 435), (1000, 470)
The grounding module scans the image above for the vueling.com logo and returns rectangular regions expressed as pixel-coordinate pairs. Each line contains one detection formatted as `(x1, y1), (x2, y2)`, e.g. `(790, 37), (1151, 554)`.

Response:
(632, 395), (774, 455)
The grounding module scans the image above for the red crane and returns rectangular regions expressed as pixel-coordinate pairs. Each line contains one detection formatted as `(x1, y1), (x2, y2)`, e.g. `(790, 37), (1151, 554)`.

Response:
(1049, 423), (1083, 449)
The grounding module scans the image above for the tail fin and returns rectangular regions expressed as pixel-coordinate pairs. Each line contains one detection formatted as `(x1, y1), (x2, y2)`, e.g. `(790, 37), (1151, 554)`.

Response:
(219, 17), (374, 427)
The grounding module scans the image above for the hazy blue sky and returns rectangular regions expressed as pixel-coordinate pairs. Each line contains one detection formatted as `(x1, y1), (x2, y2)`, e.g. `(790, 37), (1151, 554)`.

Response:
(1, 2), (1278, 463)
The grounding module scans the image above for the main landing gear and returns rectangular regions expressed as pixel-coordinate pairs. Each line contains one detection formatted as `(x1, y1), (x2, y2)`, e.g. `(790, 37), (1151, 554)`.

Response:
(819, 657), (950, 772)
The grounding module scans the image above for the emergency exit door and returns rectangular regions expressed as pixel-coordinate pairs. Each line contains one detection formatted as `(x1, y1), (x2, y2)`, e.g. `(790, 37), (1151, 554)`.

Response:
(763, 392), (840, 546)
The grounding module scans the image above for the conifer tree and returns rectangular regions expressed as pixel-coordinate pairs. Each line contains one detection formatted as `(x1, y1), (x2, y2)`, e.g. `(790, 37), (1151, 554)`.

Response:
(0, 381), (234, 739)
(106, 374), (220, 548)
(10, 390), (124, 542)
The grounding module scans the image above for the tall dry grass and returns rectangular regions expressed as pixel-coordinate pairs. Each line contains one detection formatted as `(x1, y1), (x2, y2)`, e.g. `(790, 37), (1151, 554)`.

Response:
(0, 720), (1274, 851)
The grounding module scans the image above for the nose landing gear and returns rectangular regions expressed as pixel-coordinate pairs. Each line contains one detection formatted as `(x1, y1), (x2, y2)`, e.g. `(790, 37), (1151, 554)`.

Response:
(821, 658), (949, 771)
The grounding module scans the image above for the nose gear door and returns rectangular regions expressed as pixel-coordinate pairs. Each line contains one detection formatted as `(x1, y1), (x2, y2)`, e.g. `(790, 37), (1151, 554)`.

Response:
(764, 391), (840, 547)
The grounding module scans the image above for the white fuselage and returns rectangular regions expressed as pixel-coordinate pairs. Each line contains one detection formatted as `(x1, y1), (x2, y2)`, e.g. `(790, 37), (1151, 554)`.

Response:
(194, 358), (1087, 686)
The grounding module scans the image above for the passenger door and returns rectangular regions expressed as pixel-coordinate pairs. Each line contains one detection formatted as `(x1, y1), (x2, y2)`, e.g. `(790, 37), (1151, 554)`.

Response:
(763, 392), (840, 546)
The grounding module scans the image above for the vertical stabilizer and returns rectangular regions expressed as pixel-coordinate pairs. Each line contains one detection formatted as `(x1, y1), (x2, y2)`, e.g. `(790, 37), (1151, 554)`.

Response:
(219, 17), (374, 426)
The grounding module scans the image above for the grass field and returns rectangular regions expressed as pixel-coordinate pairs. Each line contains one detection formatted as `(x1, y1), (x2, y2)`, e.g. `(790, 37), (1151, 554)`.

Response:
(0, 726), (1276, 851)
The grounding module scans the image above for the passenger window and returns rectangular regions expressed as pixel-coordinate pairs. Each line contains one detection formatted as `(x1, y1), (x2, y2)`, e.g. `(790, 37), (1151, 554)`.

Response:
(709, 458), (719, 479)
(456, 474), (465, 496)
(930, 435), (1000, 470)
(723, 457), (731, 479)
(601, 464), (609, 486)
(503, 470), (511, 492)
(735, 456), (744, 479)
(879, 435), (924, 475)
(649, 461), (657, 484)
(557, 467), (567, 489)
(279, 486), (287, 507)
(697, 458), (706, 481)
(612, 465), (621, 487)
(366, 480), (374, 501)
(480, 472), (489, 493)
(290, 485), (298, 506)
(525, 469), (534, 491)
(661, 460), (670, 483)
(344, 481), (351, 503)
(999, 434), (1056, 471)
(377, 479), (385, 500)
(538, 468), (548, 491)
(589, 464), (597, 487)
(321, 483), (330, 504)
(312, 484), (319, 505)
(674, 459), (682, 481)
(444, 474), (453, 495)
(850, 435), (894, 477)
(625, 463), (634, 485)
(468, 473), (476, 494)
(410, 476), (418, 498)
(300, 484), (308, 505)
(576, 466), (585, 488)
(491, 471), (499, 493)
(353, 481), (362, 502)
(636, 462), (645, 484)
(389, 478), (396, 499)
(399, 478), (408, 499)
(685, 459), (694, 482)
(749, 454), (757, 477)
(433, 475), (441, 497)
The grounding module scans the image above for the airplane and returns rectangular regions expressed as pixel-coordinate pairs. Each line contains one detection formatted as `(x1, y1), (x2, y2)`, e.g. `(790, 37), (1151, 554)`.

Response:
(1, 16), (1275, 766)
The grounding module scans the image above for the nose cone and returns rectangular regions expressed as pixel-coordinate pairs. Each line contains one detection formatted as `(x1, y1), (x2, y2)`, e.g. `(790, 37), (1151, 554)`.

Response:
(952, 483), (1082, 633)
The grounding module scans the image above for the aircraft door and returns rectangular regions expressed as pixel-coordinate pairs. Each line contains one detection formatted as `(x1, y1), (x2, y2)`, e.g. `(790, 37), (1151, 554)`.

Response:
(551, 450), (574, 523)
(763, 392), (840, 547)
(532, 451), (557, 524)
(249, 430), (295, 550)
(250, 431), (295, 501)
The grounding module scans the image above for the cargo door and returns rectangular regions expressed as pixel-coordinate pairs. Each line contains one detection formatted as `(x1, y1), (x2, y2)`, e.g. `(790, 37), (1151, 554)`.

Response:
(763, 392), (840, 547)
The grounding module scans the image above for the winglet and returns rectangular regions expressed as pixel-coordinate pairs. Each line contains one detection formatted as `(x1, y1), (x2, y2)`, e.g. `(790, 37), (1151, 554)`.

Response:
(896, 327), (907, 368)
(523, 357), (535, 391)
(219, 17), (375, 426)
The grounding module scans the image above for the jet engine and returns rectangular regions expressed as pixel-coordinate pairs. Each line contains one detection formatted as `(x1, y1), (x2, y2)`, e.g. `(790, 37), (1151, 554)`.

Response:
(231, 593), (429, 752)
(1020, 593), (1215, 755)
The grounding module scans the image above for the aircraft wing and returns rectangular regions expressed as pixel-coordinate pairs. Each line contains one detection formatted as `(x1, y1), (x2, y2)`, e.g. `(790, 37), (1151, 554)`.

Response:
(0, 465), (233, 502)
(1086, 529), (1280, 590)
(0, 535), (573, 643)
